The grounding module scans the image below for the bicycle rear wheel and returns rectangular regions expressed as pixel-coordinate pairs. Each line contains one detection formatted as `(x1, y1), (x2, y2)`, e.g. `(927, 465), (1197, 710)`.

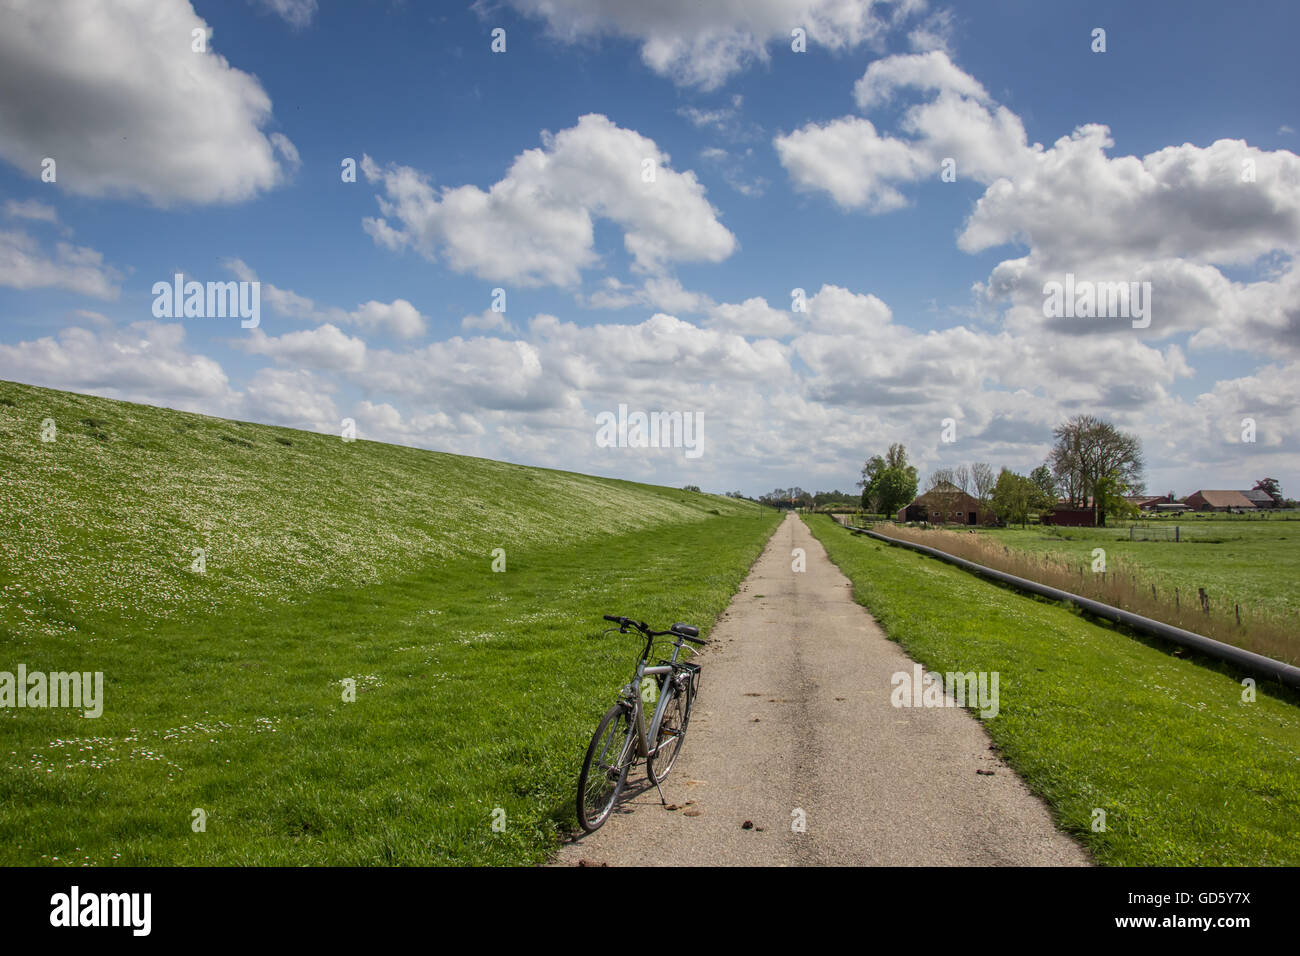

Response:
(646, 680), (688, 784)
(577, 703), (634, 832)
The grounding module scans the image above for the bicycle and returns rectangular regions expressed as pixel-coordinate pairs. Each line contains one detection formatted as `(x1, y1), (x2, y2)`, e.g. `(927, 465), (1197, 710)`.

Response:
(576, 615), (706, 833)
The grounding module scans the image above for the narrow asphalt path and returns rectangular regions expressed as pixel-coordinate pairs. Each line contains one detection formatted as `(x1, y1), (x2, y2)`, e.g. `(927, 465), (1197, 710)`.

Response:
(552, 513), (1090, 866)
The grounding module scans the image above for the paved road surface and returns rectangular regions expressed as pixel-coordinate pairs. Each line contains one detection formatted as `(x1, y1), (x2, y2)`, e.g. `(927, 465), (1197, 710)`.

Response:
(552, 513), (1090, 866)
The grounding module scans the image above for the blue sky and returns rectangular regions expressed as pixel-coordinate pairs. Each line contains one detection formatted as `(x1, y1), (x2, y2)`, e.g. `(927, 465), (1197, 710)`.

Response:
(1, 0), (1298, 498)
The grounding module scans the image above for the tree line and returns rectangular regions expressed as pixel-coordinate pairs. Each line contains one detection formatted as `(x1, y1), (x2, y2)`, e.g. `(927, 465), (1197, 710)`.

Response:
(857, 415), (1149, 527)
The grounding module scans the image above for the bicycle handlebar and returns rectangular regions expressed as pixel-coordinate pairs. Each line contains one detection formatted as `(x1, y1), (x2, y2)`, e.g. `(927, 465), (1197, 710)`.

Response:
(602, 615), (706, 645)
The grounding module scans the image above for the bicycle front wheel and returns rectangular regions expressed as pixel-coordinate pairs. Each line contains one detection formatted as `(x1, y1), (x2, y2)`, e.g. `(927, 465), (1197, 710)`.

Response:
(646, 681), (688, 784)
(577, 703), (634, 832)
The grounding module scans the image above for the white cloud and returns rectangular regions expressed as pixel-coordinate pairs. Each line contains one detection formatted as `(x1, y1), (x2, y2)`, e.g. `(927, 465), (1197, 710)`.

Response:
(0, 0), (296, 205)
(0, 320), (233, 406)
(222, 259), (428, 339)
(349, 300), (426, 339)
(776, 116), (927, 212)
(1, 276), (1290, 497)
(240, 367), (338, 430)
(963, 131), (1300, 353)
(960, 132), (1300, 266)
(579, 276), (717, 314)
(697, 145), (769, 196)
(0, 230), (122, 298)
(252, 0), (318, 28)
(707, 296), (798, 337)
(853, 49), (988, 109)
(679, 106), (735, 131)
(778, 51), (1300, 364)
(462, 309), (518, 334)
(776, 51), (1031, 212)
(485, 0), (918, 89)
(907, 8), (955, 53)
(361, 114), (736, 286)
(236, 324), (367, 372)
(3, 199), (58, 223)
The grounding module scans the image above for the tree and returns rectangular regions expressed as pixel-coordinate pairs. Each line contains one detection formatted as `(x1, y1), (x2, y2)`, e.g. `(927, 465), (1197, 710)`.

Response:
(992, 468), (1054, 529)
(971, 462), (996, 507)
(1048, 415), (1144, 526)
(1254, 478), (1283, 505)
(1096, 474), (1138, 521)
(859, 443), (918, 517)
(1029, 464), (1056, 501)
(682, 485), (701, 493)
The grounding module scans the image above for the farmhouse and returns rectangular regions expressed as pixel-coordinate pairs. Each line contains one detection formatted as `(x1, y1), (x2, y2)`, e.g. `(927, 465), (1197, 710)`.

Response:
(1041, 506), (1095, 526)
(1183, 490), (1256, 512)
(1126, 494), (1170, 511)
(897, 484), (996, 525)
(1241, 489), (1277, 509)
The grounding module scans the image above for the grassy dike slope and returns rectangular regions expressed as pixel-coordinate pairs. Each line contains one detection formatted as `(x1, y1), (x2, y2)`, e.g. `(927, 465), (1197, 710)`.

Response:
(805, 515), (1300, 866)
(0, 380), (780, 864)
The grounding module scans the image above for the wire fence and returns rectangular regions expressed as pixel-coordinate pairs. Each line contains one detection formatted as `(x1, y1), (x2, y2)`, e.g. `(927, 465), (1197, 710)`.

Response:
(1129, 524), (1181, 541)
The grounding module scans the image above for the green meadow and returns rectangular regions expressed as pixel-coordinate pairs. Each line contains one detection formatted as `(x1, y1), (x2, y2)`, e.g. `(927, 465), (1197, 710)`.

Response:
(973, 519), (1300, 622)
(0, 380), (780, 865)
(806, 514), (1300, 866)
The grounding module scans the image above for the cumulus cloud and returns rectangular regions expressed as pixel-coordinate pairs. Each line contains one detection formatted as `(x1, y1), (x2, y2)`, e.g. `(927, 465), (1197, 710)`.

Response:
(963, 130), (1300, 352)
(778, 51), (1300, 362)
(0, 230), (122, 298)
(223, 259), (428, 339)
(361, 114), (736, 286)
(706, 296), (798, 337)
(0, 0), (297, 205)
(462, 309), (518, 335)
(0, 320), (233, 406)
(853, 48), (988, 109)
(236, 323), (367, 372)
(776, 51), (1031, 212)
(240, 367), (338, 430)
(907, 8), (956, 53)
(483, 0), (918, 89)
(959, 131), (1300, 266)
(776, 117), (928, 212)
(0, 274), (1286, 496)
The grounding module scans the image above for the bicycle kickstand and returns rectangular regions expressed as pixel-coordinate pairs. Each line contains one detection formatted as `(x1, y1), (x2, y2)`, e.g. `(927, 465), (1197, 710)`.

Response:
(652, 777), (667, 805)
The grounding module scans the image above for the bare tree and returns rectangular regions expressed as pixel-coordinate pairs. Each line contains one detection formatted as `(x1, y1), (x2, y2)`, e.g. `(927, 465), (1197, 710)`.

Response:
(953, 464), (971, 495)
(925, 468), (962, 524)
(971, 462), (996, 506)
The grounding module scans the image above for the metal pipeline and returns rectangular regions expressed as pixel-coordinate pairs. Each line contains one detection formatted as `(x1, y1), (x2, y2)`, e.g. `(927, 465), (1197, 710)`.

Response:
(840, 522), (1300, 690)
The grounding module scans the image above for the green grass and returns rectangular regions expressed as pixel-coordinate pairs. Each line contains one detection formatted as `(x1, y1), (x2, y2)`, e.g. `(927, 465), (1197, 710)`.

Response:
(971, 520), (1300, 621)
(0, 380), (780, 864)
(805, 514), (1300, 866)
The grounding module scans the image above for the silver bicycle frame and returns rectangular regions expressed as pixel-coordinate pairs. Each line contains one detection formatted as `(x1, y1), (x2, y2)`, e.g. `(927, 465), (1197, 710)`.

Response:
(625, 639), (685, 759)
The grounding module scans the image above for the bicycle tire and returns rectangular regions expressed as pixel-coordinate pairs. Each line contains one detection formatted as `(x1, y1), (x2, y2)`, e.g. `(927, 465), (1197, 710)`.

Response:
(577, 703), (634, 832)
(646, 679), (688, 784)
